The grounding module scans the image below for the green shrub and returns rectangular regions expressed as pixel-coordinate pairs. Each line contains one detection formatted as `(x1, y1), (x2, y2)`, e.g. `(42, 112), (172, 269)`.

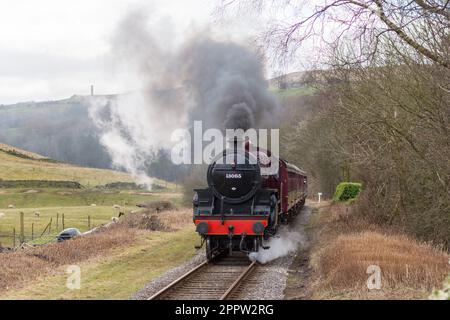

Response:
(333, 182), (362, 202)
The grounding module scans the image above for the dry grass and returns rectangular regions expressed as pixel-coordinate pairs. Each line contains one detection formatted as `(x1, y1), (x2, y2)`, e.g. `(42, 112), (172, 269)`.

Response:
(136, 200), (174, 212)
(155, 208), (192, 230)
(122, 208), (192, 231)
(0, 143), (48, 160)
(0, 226), (198, 299)
(0, 224), (136, 291)
(309, 201), (450, 299)
(319, 231), (449, 290)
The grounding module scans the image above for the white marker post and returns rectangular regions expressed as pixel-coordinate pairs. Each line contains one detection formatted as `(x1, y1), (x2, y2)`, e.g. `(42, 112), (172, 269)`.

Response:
(318, 192), (322, 203)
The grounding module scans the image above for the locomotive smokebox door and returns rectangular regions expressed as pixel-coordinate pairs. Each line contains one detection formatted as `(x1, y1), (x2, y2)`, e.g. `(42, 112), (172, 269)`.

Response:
(207, 150), (261, 204)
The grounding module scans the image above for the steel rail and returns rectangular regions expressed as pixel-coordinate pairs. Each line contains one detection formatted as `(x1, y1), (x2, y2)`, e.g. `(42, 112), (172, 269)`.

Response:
(219, 260), (256, 300)
(147, 257), (256, 300)
(147, 260), (209, 300)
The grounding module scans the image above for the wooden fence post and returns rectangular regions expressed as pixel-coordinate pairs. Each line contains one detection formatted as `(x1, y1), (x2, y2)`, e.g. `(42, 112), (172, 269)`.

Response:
(19, 212), (24, 245)
(56, 213), (59, 230)
(62, 213), (65, 230)
(40, 221), (51, 237)
(88, 215), (91, 230)
(31, 223), (34, 240)
(13, 228), (16, 248)
(49, 217), (52, 234)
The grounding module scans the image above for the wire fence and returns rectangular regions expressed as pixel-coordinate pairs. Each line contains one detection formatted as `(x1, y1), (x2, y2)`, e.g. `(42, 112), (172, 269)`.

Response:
(0, 212), (93, 249)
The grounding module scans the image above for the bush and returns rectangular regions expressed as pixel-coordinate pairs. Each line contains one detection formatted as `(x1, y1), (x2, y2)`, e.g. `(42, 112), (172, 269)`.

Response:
(333, 182), (362, 202)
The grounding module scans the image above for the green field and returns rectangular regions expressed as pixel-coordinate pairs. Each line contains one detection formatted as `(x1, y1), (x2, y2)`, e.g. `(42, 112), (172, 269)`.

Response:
(0, 149), (133, 186)
(0, 206), (129, 245)
(0, 188), (182, 246)
(0, 144), (177, 188)
(0, 143), (181, 247)
(0, 188), (180, 209)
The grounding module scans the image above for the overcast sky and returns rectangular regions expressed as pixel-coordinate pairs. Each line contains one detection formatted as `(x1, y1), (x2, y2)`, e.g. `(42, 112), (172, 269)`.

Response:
(0, 0), (313, 104)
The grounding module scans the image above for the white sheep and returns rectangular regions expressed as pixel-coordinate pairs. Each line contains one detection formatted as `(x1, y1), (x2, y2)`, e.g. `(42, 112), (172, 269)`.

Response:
(90, 203), (96, 207)
(34, 211), (40, 218)
(0, 212), (5, 218)
(113, 204), (121, 209)
(111, 217), (119, 222)
(8, 204), (15, 209)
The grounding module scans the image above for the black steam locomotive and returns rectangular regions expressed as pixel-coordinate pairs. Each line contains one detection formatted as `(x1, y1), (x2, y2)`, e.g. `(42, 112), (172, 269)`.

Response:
(193, 139), (307, 260)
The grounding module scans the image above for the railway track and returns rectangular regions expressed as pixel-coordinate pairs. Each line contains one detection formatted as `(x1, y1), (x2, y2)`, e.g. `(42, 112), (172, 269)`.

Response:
(148, 253), (257, 300)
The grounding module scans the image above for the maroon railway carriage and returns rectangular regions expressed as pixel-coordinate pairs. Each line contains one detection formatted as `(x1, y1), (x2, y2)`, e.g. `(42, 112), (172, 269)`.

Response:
(193, 139), (307, 260)
(263, 157), (308, 220)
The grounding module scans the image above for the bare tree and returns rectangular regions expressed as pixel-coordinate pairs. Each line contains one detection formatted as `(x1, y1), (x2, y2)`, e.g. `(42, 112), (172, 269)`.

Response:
(220, 0), (450, 68)
(221, 1), (450, 245)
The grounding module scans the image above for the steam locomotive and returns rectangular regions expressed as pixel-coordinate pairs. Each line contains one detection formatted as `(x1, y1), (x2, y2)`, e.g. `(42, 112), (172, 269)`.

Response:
(193, 138), (307, 260)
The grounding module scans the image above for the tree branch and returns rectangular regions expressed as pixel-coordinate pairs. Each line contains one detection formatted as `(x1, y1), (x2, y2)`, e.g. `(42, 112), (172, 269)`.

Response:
(373, 0), (449, 68)
(413, 0), (450, 20)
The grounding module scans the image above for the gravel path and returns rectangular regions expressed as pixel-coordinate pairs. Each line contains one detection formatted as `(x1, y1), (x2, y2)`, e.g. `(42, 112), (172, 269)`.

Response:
(131, 205), (312, 300)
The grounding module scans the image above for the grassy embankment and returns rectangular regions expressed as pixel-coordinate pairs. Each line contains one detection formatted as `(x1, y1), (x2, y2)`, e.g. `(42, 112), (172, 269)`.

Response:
(0, 143), (133, 186)
(289, 201), (450, 299)
(0, 143), (199, 299)
(0, 209), (199, 299)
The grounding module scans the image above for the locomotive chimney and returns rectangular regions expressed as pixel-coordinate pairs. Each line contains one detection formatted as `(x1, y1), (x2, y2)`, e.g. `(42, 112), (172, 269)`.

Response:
(244, 137), (252, 152)
(226, 135), (244, 151)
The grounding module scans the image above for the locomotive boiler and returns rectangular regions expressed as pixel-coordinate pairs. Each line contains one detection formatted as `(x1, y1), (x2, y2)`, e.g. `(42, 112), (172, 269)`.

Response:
(193, 138), (307, 260)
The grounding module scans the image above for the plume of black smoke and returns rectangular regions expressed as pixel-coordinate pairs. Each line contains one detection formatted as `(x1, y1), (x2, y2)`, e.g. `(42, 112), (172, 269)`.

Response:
(179, 39), (280, 130)
(224, 103), (255, 130)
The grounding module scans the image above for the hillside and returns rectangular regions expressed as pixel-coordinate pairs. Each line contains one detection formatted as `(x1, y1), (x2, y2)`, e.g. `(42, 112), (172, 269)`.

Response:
(0, 95), (112, 169)
(0, 79), (317, 183)
(0, 94), (187, 182)
(0, 143), (133, 186)
(0, 143), (49, 160)
(0, 143), (181, 249)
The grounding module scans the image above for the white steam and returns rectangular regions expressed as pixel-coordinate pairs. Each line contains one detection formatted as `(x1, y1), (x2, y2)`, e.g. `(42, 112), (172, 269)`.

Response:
(88, 94), (158, 189)
(87, 11), (189, 189)
(249, 228), (307, 264)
